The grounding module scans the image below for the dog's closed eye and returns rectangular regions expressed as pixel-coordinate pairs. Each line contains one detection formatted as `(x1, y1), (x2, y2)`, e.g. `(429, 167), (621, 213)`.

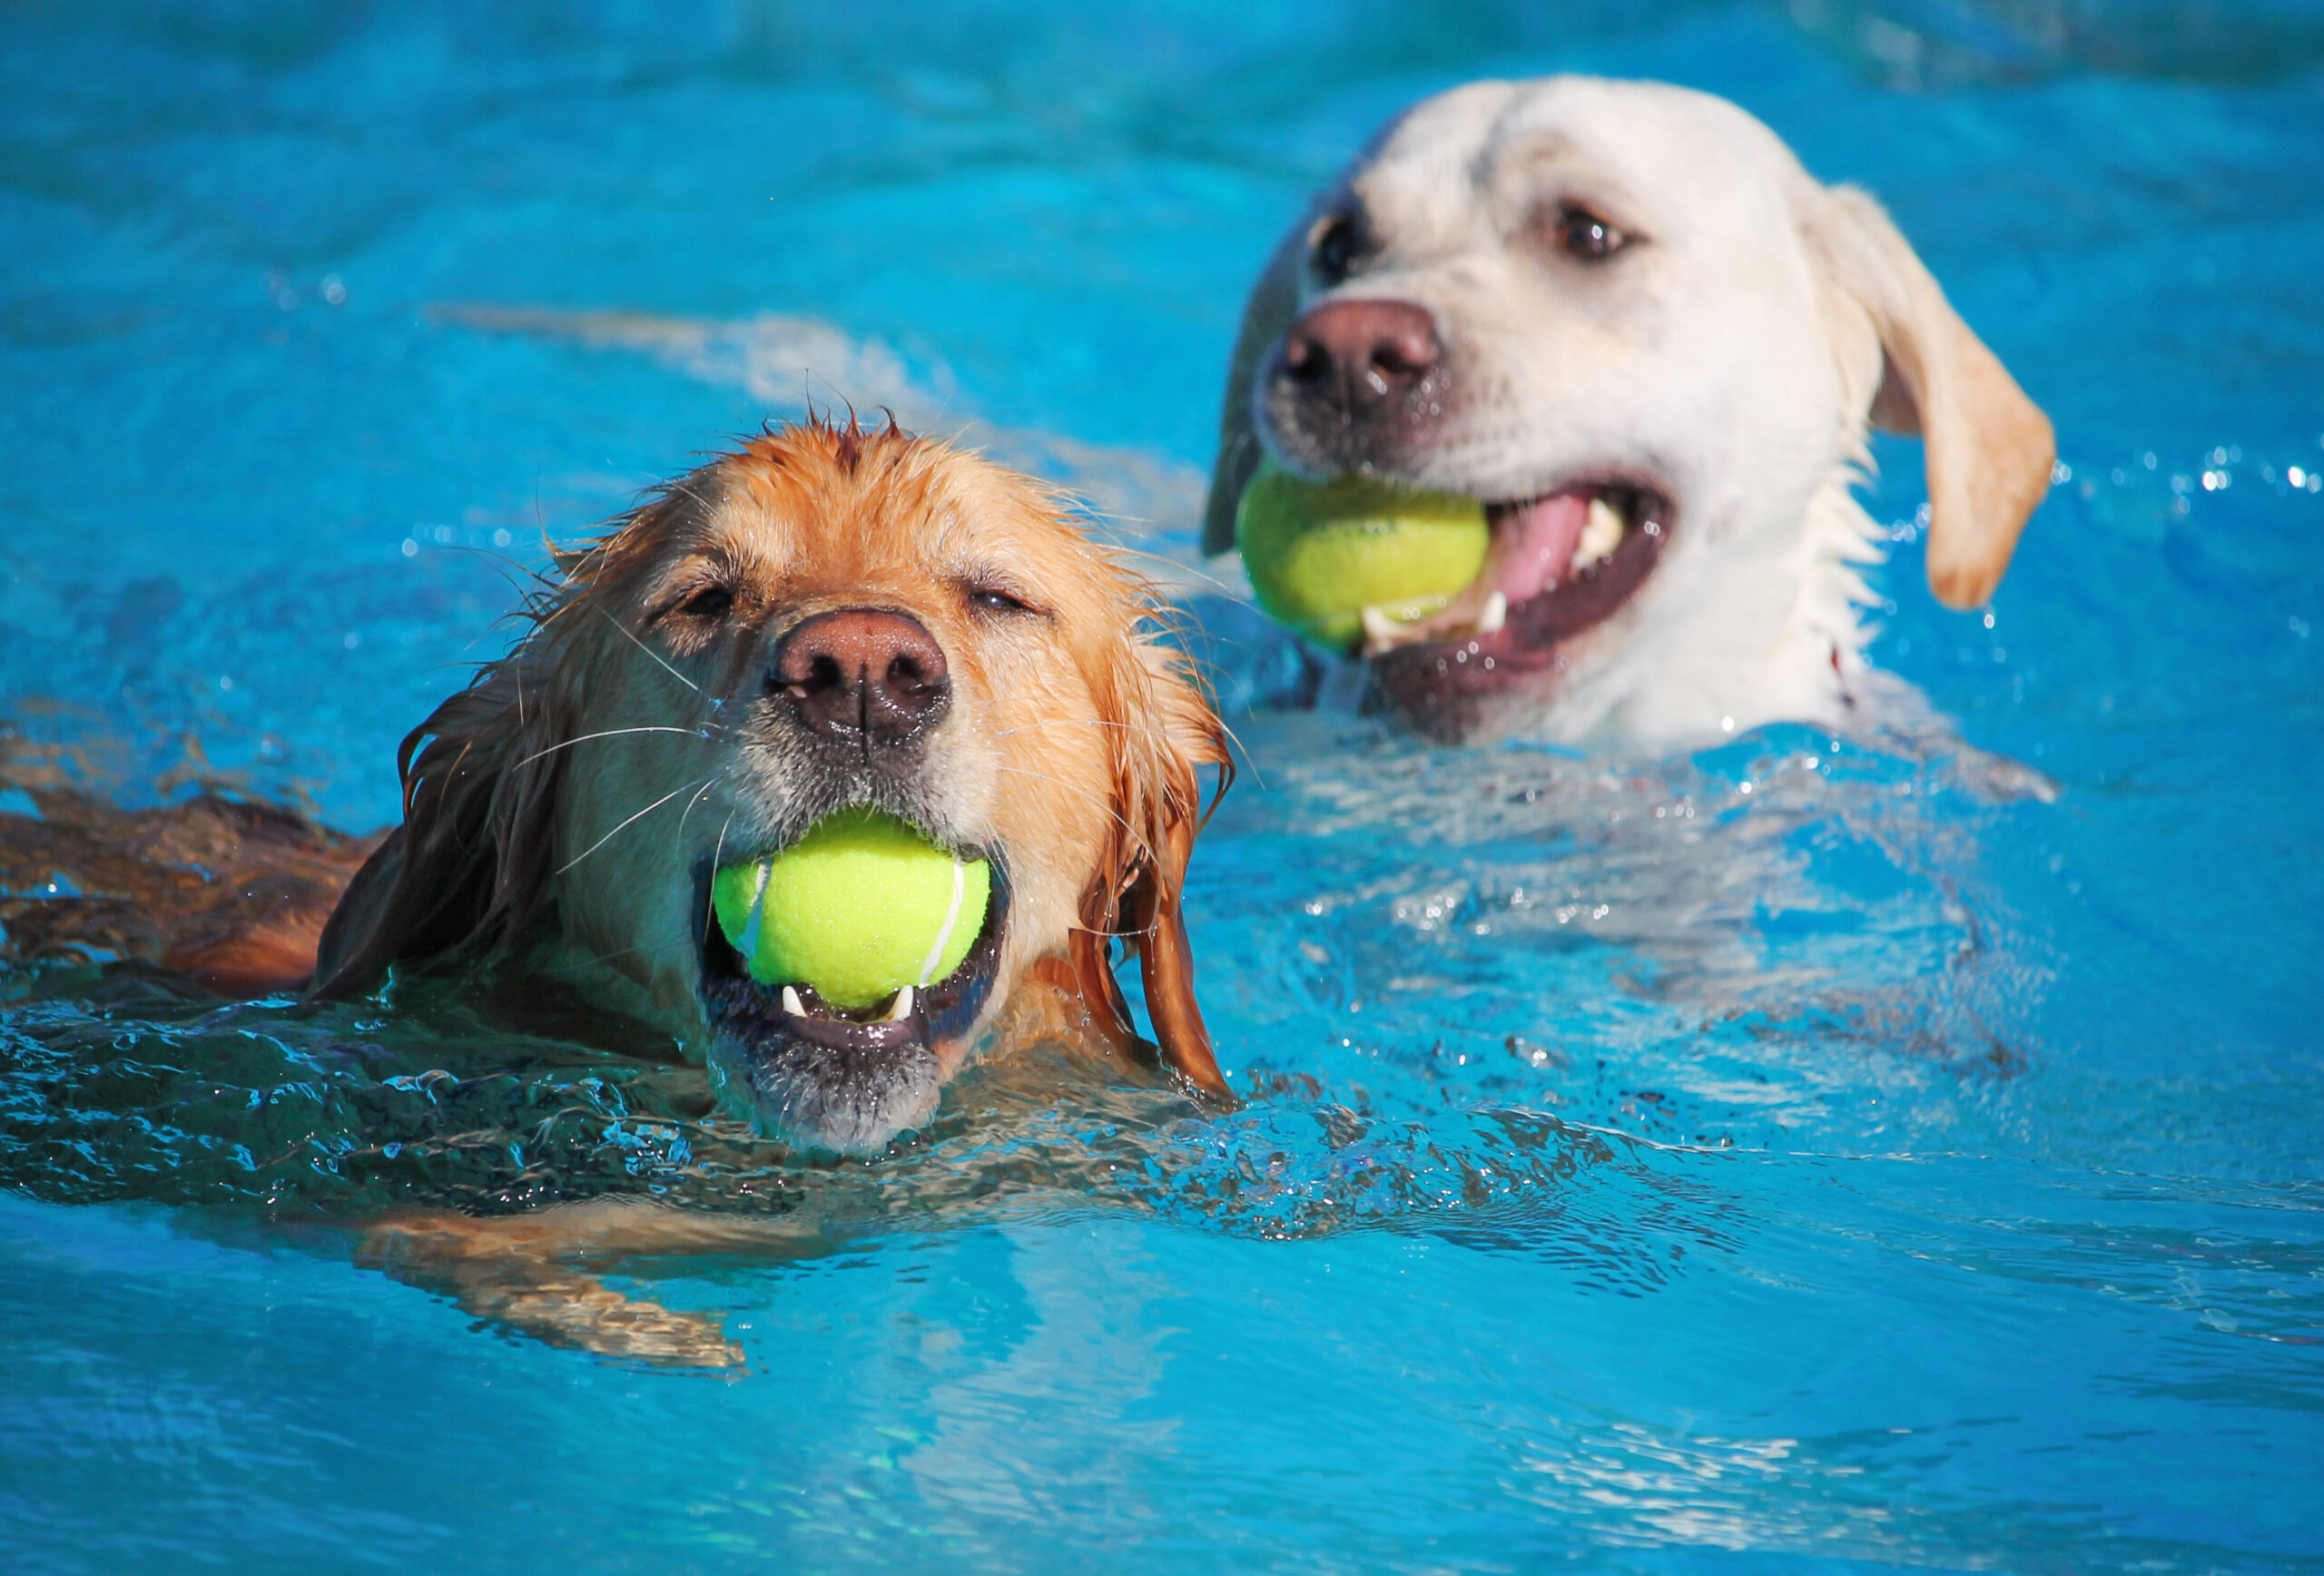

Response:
(673, 584), (734, 621)
(964, 580), (1047, 618)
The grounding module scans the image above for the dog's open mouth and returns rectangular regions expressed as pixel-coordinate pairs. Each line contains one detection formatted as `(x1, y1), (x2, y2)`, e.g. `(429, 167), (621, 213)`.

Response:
(695, 854), (1009, 1053)
(1362, 481), (1670, 725)
(1362, 482), (1669, 663)
(692, 847), (1010, 1150)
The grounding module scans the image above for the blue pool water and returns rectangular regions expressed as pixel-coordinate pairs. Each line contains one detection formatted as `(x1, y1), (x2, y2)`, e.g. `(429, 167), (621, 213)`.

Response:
(4, 2), (2322, 1570)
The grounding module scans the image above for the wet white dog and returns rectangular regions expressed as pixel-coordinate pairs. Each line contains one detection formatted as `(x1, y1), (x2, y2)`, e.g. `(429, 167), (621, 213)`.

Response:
(1204, 76), (2054, 744)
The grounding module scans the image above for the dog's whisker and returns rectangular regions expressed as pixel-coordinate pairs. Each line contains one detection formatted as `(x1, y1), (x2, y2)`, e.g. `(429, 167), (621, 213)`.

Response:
(535, 942), (648, 975)
(555, 775), (714, 874)
(509, 726), (715, 772)
(672, 773), (721, 851)
(705, 804), (741, 928)
(589, 604), (714, 705)
(1100, 545), (1245, 598)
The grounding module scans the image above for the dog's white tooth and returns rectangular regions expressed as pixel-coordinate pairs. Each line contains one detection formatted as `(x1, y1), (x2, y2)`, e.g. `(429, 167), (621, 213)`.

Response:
(1477, 590), (1507, 635)
(1360, 604), (1403, 647)
(781, 984), (806, 1017)
(1573, 496), (1625, 572)
(883, 984), (915, 1022)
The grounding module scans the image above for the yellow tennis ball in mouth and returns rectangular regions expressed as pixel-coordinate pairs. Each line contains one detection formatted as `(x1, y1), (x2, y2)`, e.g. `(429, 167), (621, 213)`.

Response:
(711, 808), (992, 1012)
(1235, 459), (1488, 651)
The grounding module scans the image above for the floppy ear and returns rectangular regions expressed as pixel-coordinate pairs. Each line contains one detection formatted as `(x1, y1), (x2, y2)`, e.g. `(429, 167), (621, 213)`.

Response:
(1201, 221), (1310, 557)
(310, 649), (572, 999)
(1075, 639), (1235, 1097)
(1807, 184), (2055, 610)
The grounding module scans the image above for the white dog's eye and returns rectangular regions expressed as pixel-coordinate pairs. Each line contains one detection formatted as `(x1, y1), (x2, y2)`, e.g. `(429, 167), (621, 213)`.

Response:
(1552, 203), (1630, 261)
(1310, 212), (1363, 282)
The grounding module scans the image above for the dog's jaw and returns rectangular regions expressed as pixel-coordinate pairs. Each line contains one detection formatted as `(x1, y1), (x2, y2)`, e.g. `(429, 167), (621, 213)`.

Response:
(693, 849), (1012, 1155)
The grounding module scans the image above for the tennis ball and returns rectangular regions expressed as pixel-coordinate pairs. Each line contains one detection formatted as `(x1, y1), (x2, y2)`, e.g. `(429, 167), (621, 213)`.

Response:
(1235, 459), (1488, 650)
(712, 808), (991, 1011)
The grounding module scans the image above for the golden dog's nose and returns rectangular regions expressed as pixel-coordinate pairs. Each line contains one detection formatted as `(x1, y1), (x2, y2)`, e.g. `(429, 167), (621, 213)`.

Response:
(771, 607), (950, 745)
(1280, 298), (1442, 409)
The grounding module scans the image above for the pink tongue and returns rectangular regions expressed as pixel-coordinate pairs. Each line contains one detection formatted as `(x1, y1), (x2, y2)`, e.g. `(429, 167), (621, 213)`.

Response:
(1487, 493), (1590, 604)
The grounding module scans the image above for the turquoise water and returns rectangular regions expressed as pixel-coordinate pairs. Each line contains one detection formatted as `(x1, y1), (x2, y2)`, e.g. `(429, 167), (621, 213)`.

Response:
(4, 2), (2322, 1571)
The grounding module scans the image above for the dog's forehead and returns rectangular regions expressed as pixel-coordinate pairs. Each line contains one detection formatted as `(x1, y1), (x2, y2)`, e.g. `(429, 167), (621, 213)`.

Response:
(1358, 75), (1808, 243)
(691, 451), (1027, 563)
(678, 448), (1116, 625)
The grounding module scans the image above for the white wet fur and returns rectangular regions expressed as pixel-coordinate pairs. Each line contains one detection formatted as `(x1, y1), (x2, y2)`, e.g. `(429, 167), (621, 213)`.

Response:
(1208, 76), (2055, 745)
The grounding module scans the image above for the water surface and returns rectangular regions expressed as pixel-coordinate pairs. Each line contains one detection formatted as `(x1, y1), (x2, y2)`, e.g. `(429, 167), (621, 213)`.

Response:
(2, 2), (2320, 1571)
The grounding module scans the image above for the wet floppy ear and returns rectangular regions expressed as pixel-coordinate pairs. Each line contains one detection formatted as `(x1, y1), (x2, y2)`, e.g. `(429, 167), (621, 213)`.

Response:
(1073, 639), (1235, 1097)
(1202, 220), (1310, 557)
(310, 647), (573, 999)
(312, 483), (698, 999)
(1806, 183), (2055, 610)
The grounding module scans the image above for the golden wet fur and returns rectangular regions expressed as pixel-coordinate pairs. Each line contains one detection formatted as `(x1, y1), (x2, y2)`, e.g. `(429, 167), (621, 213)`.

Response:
(313, 417), (1231, 1146)
(3, 419), (1233, 1365)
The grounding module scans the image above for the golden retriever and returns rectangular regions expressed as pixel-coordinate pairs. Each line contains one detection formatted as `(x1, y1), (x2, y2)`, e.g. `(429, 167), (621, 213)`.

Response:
(309, 415), (1232, 1154)
(3, 418), (1232, 1364)
(1206, 76), (2055, 744)
(9, 420), (1236, 1152)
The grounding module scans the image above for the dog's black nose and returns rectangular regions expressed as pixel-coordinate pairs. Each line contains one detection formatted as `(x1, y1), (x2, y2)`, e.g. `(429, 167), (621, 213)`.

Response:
(770, 608), (950, 745)
(1279, 299), (1442, 413)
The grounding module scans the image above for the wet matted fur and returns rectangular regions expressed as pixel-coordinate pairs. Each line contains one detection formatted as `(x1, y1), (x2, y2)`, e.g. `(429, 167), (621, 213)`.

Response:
(312, 417), (1233, 1155)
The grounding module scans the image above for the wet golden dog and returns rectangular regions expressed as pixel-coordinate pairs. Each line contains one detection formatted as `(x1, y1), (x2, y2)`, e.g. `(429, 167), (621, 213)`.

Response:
(312, 416), (1232, 1153)
(3, 419), (1232, 1364)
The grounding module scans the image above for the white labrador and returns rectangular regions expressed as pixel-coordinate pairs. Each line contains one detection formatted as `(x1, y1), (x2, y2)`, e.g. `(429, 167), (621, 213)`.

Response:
(1205, 76), (2053, 744)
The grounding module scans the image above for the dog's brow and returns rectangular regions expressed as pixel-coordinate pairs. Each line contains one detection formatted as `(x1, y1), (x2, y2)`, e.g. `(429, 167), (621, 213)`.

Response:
(1482, 135), (1644, 217)
(954, 560), (1052, 612)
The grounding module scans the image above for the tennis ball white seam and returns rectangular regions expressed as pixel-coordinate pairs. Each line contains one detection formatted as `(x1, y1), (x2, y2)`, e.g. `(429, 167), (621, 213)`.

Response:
(916, 856), (968, 987)
(736, 860), (769, 963)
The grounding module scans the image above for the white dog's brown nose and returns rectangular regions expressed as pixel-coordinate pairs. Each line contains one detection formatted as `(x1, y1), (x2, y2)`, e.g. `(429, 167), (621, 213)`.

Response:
(771, 608), (950, 745)
(1280, 299), (1442, 410)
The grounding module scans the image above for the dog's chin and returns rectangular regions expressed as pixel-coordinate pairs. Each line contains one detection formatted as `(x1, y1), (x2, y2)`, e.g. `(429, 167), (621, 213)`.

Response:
(693, 857), (1009, 1156)
(1357, 479), (1674, 744)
